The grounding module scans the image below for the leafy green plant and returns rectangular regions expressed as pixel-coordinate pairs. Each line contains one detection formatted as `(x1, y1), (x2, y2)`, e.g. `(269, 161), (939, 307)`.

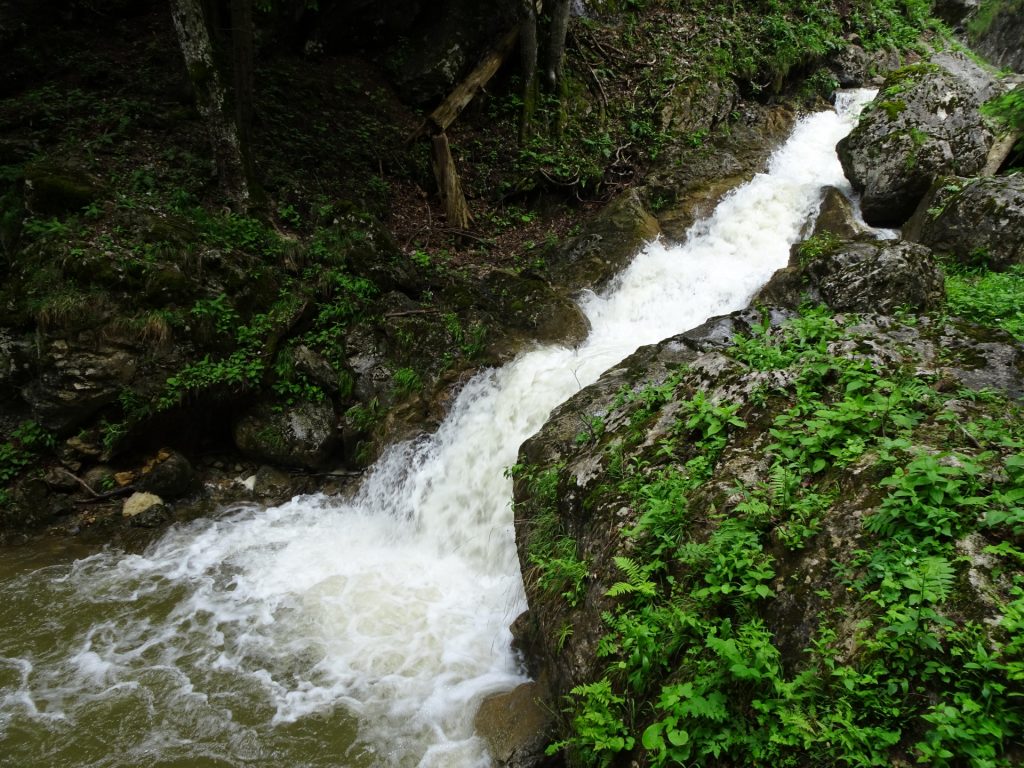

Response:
(391, 367), (422, 398)
(945, 263), (1024, 341)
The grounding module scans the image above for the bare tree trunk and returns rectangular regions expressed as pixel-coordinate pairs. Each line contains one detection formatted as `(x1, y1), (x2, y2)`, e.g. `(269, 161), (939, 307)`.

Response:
(430, 133), (472, 230)
(520, 0), (539, 144)
(545, 0), (571, 92)
(229, 0), (261, 208)
(170, 0), (252, 211)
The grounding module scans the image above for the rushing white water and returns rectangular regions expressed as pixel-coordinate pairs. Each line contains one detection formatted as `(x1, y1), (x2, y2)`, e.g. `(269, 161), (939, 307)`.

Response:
(0, 91), (874, 768)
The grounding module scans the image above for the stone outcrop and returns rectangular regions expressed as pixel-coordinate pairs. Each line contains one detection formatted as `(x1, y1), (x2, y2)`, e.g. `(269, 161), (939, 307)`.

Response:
(754, 237), (945, 313)
(837, 52), (1003, 226)
(969, 1), (1024, 73)
(904, 174), (1024, 270)
(20, 338), (140, 432)
(546, 189), (661, 293)
(233, 397), (339, 469)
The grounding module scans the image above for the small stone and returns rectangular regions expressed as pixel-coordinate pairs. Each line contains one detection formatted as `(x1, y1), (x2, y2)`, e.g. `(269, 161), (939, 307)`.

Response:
(122, 491), (164, 518)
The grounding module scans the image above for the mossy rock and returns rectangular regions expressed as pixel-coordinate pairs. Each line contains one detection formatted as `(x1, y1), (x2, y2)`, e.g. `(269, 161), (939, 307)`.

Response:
(546, 189), (660, 293)
(23, 161), (102, 217)
(233, 397), (339, 469)
(482, 270), (590, 348)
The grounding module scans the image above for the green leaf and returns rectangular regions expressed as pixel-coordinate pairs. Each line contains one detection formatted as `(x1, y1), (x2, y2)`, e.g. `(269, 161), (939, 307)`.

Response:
(641, 723), (664, 751)
(667, 727), (689, 747)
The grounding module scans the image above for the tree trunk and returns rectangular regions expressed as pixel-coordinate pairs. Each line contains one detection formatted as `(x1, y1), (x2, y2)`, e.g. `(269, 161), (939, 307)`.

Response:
(544, 0), (571, 135)
(229, 0), (261, 207)
(545, 0), (571, 93)
(430, 133), (472, 230)
(520, 0), (539, 144)
(170, 0), (253, 211)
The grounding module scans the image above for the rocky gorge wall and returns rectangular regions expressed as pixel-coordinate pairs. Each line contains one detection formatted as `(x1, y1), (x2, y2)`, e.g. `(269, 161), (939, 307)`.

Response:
(501, 36), (1024, 768)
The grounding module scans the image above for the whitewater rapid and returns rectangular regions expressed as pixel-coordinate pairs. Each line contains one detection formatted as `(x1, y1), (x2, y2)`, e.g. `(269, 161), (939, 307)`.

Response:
(0, 90), (874, 768)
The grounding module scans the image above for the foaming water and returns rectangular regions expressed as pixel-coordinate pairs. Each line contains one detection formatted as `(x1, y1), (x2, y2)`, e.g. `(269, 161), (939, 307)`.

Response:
(0, 91), (874, 768)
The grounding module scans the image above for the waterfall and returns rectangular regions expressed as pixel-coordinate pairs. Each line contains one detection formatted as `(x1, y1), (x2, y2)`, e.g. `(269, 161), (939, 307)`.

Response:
(0, 90), (875, 768)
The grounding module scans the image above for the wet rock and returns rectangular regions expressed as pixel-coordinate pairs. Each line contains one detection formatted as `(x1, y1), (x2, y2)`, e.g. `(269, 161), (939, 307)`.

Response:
(20, 339), (138, 433)
(135, 449), (196, 500)
(809, 186), (862, 239)
(837, 52), (1002, 227)
(0, 477), (70, 531)
(22, 161), (102, 218)
(233, 398), (338, 469)
(904, 174), (1024, 270)
(753, 238), (944, 313)
(474, 682), (557, 768)
(252, 464), (298, 503)
(546, 189), (660, 292)
(828, 43), (871, 87)
(293, 344), (345, 395)
(650, 104), (797, 241)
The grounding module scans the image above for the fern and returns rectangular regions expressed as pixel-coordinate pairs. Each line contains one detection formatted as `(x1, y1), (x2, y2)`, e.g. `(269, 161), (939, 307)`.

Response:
(903, 555), (955, 606)
(607, 555), (659, 598)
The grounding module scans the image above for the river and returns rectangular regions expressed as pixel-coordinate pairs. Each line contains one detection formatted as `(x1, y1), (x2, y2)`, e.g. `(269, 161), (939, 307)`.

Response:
(0, 90), (874, 768)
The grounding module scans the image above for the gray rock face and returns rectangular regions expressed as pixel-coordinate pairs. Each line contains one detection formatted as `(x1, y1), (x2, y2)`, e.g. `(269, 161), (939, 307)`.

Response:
(754, 237), (945, 313)
(970, 2), (1024, 73)
(233, 398), (338, 469)
(905, 174), (1024, 270)
(20, 339), (139, 432)
(837, 53), (1001, 227)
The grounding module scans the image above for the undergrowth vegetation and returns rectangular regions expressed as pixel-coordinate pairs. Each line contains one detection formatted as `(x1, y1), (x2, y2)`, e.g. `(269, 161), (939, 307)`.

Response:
(519, 307), (1024, 767)
(944, 263), (1024, 342)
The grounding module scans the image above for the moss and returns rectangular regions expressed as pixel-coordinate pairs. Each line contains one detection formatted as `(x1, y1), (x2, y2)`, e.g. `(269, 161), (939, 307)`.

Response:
(878, 99), (907, 120)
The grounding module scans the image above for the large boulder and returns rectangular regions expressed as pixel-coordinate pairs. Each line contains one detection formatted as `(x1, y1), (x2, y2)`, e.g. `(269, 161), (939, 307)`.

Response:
(512, 307), (1024, 765)
(753, 237), (944, 313)
(233, 398), (339, 469)
(904, 174), (1024, 270)
(134, 449), (197, 500)
(808, 185), (862, 239)
(837, 52), (1003, 227)
(475, 682), (557, 768)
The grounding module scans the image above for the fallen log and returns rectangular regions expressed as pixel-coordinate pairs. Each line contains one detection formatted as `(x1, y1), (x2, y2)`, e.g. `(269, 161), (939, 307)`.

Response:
(982, 130), (1022, 175)
(409, 26), (520, 141)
